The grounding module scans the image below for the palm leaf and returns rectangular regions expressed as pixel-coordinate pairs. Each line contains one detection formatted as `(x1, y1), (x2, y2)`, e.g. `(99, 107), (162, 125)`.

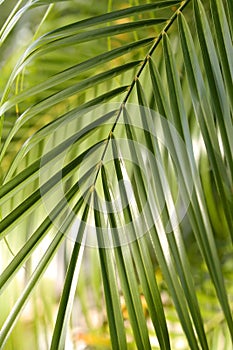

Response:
(0, 0), (232, 349)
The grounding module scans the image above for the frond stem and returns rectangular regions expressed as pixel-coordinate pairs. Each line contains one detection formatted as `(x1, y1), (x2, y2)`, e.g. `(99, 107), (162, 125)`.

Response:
(93, 0), (191, 188)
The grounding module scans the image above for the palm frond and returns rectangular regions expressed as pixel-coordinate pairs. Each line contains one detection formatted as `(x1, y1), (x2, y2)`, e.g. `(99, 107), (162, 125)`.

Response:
(0, 0), (232, 349)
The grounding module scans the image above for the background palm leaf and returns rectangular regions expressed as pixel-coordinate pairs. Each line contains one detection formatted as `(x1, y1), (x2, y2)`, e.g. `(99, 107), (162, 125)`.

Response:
(0, 0), (232, 349)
